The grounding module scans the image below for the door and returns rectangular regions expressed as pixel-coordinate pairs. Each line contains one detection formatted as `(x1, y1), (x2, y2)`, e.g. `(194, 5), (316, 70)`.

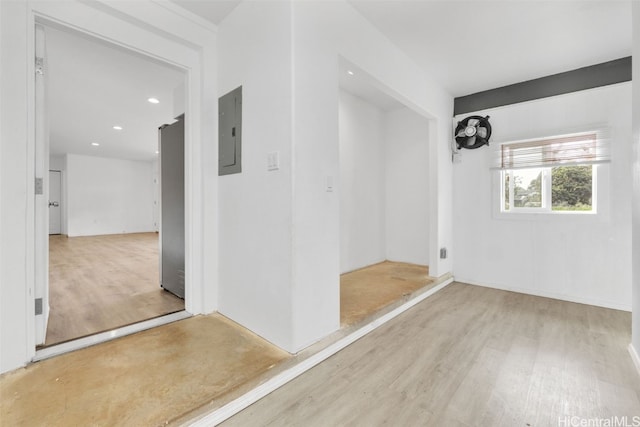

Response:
(49, 170), (61, 235)
(160, 115), (185, 299)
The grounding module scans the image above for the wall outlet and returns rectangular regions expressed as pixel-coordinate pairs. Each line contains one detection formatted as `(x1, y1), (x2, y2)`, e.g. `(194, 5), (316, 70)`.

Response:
(440, 247), (447, 259)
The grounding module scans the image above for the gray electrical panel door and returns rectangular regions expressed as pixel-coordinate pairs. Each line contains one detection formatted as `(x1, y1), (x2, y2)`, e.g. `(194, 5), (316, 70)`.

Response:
(219, 86), (242, 175)
(159, 115), (185, 299)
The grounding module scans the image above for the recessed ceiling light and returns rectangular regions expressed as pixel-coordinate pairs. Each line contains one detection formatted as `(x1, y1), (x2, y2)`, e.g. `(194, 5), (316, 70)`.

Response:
(113, 125), (123, 130)
(347, 70), (354, 76)
(91, 142), (100, 146)
(148, 97), (160, 104)
(155, 150), (159, 154)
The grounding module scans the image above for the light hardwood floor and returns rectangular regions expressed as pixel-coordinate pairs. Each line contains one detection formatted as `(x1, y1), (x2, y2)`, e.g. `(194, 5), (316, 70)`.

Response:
(3, 272), (637, 425)
(223, 283), (640, 426)
(46, 233), (184, 346)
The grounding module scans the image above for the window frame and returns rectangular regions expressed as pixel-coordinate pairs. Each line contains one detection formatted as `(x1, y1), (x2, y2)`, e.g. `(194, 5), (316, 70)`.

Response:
(500, 165), (598, 214)
(491, 128), (610, 222)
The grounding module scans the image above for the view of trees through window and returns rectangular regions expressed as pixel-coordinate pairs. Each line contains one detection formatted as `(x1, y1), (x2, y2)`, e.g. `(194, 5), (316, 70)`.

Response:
(551, 165), (592, 210)
(503, 165), (593, 212)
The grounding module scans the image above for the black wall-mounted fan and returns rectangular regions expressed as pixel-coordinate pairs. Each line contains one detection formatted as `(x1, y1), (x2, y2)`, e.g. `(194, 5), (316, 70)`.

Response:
(455, 115), (492, 149)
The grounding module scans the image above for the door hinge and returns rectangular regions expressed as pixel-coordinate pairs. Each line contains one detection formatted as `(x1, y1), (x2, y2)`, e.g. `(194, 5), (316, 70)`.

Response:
(35, 57), (44, 75)
(35, 298), (43, 315)
(35, 177), (43, 195)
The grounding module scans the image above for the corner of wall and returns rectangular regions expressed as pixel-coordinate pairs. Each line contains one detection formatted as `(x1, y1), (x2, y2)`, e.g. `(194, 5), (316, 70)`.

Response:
(290, 0), (453, 349)
(217, 0), (296, 352)
(0, 0), (32, 375)
(631, 0), (640, 353)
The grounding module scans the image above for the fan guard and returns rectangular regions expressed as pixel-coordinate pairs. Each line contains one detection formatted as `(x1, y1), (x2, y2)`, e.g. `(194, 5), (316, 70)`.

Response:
(455, 115), (492, 149)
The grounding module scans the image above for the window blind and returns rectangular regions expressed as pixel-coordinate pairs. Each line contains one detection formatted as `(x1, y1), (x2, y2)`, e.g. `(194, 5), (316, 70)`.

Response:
(498, 132), (610, 170)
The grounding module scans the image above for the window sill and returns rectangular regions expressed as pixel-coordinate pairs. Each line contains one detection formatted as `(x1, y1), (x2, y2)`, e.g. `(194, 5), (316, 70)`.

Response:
(492, 210), (604, 223)
(491, 163), (610, 224)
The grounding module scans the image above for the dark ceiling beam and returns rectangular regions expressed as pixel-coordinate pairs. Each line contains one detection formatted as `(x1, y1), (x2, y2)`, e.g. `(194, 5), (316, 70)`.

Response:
(454, 57), (631, 116)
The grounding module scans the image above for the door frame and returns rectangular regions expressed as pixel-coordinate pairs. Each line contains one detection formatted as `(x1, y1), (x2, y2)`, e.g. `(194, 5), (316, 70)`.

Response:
(23, 1), (218, 360)
(34, 22), (49, 345)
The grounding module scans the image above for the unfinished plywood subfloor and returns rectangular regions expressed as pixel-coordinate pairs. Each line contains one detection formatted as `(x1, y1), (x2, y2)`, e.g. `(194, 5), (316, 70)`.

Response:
(341, 261), (435, 326)
(1, 314), (289, 426)
(46, 233), (184, 346)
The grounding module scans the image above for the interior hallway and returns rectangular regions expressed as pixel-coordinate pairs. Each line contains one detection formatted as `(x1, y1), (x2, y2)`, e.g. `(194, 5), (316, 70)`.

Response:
(46, 233), (184, 346)
(1, 261), (438, 425)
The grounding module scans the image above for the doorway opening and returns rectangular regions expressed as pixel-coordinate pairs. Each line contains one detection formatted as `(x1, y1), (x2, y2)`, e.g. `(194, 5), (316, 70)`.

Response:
(337, 58), (436, 326)
(36, 22), (187, 349)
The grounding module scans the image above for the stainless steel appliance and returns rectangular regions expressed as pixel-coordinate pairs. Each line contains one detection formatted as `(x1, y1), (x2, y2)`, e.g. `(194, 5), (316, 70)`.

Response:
(159, 115), (185, 299)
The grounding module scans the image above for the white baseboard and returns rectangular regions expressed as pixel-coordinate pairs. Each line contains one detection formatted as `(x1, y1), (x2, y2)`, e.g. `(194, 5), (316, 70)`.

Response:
(186, 277), (454, 427)
(455, 277), (631, 312)
(629, 344), (640, 377)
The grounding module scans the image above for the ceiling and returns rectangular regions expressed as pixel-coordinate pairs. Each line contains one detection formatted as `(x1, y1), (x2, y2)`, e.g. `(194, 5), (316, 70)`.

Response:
(348, 0), (632, 97)
(47, 25), (184, 162)
(47, 1), (632, 161)
(338, 58), (406, 111)
(169, 0), (241, 24)
(172, 0), (631, 98)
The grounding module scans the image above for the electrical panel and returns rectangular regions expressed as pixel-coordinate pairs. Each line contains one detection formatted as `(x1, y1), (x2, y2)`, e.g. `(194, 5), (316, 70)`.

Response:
(218, 86), (242, 176)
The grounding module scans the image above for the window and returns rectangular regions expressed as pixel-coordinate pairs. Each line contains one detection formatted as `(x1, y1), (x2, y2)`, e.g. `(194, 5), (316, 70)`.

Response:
(502, 165), (595, 212)
(497, 131), (609, 214)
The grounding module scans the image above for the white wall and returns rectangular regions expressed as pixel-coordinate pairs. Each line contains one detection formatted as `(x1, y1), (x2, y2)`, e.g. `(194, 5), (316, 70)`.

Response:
(290, 0), (452, 351)
(339, 91), (386, 273)
(66, 154), (154, 237)
(173, 83), (185, 119)
(217, 0), (452, 353)
(50, 155), (65, 171)
(631, 2), (640, 353)
(217, 1), (295, 350)
(339, 90), (430, 273)
(385, 107), (430, 265)
(48, 154), (154, 237)
(453, 83), (632, 310)
(0, 0), (30, 374)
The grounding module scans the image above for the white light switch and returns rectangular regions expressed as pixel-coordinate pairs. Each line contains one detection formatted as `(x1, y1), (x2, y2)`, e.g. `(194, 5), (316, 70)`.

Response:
(267, 151), (279, 171)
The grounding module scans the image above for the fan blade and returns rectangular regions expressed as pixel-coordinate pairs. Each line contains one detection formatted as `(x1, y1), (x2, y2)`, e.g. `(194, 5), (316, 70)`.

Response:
(476, 136), (487, 146)
(456, 129), (467, 138)
(477, 127), (488, 138)
(467, 118), (479, 127)
(466, 136), (476, 147)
